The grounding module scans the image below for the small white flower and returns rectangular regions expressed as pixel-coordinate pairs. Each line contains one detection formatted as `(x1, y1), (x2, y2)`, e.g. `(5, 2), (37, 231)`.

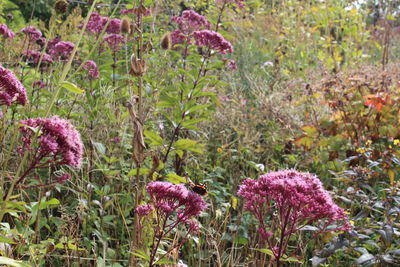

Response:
(255, 163), (265, 172)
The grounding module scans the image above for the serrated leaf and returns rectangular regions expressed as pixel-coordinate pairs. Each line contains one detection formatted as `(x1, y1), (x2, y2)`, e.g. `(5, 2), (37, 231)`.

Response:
(60, 81), (85, 94)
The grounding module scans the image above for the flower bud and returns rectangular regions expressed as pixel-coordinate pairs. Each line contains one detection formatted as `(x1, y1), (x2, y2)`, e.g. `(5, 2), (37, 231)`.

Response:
(121, 18), (131, 34)
(160, 33), (171, 50)
(130, 54), (147, 76)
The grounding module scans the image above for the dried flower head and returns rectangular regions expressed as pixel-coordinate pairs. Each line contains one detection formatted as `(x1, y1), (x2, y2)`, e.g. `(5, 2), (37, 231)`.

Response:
(83, 60), (100, 79)
(130, 54), (147, 76)
(54, 0), (69, 14)
(19, 116), (84, 168)
(0, 24), (14, 38)
(193, 30), (233, 54)
(120, 18), (131, 34)
(160, 32), (171, 50)
(0, 65), (28, 106)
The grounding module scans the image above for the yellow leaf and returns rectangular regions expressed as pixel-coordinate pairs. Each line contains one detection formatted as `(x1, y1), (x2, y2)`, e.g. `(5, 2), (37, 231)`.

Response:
(388, 169), (395, 185)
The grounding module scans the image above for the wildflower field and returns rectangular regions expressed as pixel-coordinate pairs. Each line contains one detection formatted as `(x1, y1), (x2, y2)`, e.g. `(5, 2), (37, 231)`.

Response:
(0, 0), (400, 266)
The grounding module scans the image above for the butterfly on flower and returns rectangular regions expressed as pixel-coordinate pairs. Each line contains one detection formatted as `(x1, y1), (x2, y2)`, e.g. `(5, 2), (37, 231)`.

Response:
(185, 177), (208, 196)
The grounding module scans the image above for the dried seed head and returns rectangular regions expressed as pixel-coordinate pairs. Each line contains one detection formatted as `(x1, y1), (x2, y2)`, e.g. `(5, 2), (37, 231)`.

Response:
(121, 18), (131, 34)
(54, 0), (69, 14)
(160, 33), (171, 50)
(143, 41), (153, 52)
(130, 54), (147, 76)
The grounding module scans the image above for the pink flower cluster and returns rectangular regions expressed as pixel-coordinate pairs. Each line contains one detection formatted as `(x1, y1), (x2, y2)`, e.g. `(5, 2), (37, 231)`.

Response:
(170, 30), (191, 47)
(238, 170), (351, 262)
(238, 170), (350, 231)
(103, 34), (125, 51)
(238, 170), (350, 260)
(193, 30), (233, 54)
(80, 12), (121, 35)
(216, 0), (246, 8)
(172, 10), (210, 33)
(0, 65), (28, 106)
(49, 41), (75, 60)
(23, 50), (54, 65)
(19, 116), (83, 168)
(18, 26), (42, 41)
(83, 60), (100, 79)
(0, 24), (14, 38)
(32, 80), (46, 89)
(138, 181), (206, 224)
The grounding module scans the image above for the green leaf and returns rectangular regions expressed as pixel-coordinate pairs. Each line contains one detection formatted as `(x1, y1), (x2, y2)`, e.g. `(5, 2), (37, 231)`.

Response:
(127, 168), (149, 176)
(144, 130), (163, 146)
(0, 236), (16, 244)
(130, 249), (150, 261)
(254, 248), (274, 257)
(281, 257), (302, 263)
(155, 260), (174, 265)
(181, 118), (206, 130)
(0, 257), (30, 267)
(39, 198), (60, 209)
(165, 173), (187, 184)
(174, 139), (197, 150)
(186, 104), (210, 114)
(60, 81), (85, 94)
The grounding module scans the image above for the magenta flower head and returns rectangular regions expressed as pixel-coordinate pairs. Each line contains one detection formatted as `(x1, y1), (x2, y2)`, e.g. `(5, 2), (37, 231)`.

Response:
(23, 50), (54, 66)
(216, 0), (246, 8)
(238, 170), (350, 262)
(193, 30), (233, 54)
(83, 60), (100, 79)
(79, 12), (106, 35)
(47, 37), (61, 51)
(146, 181), (206, 221)
(32, 80), (46, 89)
(172, 10), (211, 33)
(136, 204), (154, 217)
(50, 41), (75, 60)
(103, 34), (125, 51)
(0, 24), (14, 38)
(18, 26), (42, 41)
(106, 18), (121, 34)
(19, 116), (83, 168)
(0, 65), (28, 106)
